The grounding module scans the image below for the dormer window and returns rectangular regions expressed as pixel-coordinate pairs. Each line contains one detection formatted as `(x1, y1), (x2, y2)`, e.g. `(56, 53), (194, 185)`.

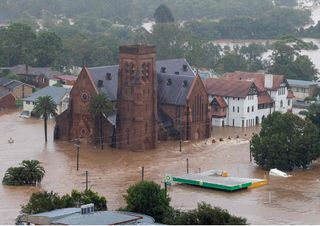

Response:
(182, 64), (188, 71)
(183, 80), (188, 87)
(106, 73), (112, 80)
(97, 80), (103, 88)
(161, 67), (166, 73)
(167, 78), (172, 85)
(175, 71), (179, 75)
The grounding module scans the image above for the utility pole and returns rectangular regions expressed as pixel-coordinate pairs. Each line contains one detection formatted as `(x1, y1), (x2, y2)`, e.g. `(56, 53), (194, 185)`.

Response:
(249, 140), (252, 162)
(141, 166), (144, 181)
(85, 170), (88, 191)
(179, 106), (182, 152)
(74, 139), (80, 171)
(186, 158), (189, 174)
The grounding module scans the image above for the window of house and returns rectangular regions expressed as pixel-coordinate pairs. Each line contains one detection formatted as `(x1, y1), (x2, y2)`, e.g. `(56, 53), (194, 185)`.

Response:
(237, 107), (239, 113)
(288, 100), (291, 106)
(280, 100), (283, 108)
(26, 101), (30, 104)
(247, 107), (250, 113)
(238, 97), (240, 100)
(252, 106), (254, 112)
(233, 106), (235, 112)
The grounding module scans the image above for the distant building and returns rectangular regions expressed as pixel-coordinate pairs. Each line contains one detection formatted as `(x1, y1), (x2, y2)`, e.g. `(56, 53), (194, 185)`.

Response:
(19, 204), (155, 225)
(0, 91), (16, 111)
(1, 65), (61, 88)
(0, 77), (34, 99)
(204, 71), (293, 128)
(49, 75), (78, 88)
(55, 45), (211, 150)
(287, 79), (318, 100)
(23, 86), (70, 116)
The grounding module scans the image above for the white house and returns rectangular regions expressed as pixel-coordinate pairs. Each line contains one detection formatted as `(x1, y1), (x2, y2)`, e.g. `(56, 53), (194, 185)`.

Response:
(204, 72), (294, 128)
(205, 78), (259, 127)
(23, 86), (70, 117)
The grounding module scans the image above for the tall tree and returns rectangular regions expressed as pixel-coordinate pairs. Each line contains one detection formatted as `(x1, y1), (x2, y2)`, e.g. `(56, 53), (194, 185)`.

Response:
(89, 93), (113, 150)
(4, 23), (36, 66)
(251, 112), (320, 170)
(34, 31), (63, 67)
(20, 160), (45, 185)
(268, 41), (318, 80)
(154, 4), (175, 23)
(124, 181), (171, 223)
(33, 96), (57, 143)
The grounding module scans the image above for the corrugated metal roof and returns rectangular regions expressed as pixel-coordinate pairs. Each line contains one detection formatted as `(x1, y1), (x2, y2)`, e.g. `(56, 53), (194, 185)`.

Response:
(23, 86), (70, 104)
(287, 79), (318, 88)
(87, 58), (196, 106)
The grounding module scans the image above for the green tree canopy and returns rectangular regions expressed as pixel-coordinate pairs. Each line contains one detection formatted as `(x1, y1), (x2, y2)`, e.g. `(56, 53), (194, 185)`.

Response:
(21, 189), (107, 215)
(2, 160), (45, 186)
(154, 4), (175, 23)
(89, 93), (113, 149)
(306, 103), (320, 128)
(124, 181), (171, 223)
(268, 42), (318, 80)
(214, 52), (248, 74)
(251, 112), (320, 170)
(167, 202), (247, 225)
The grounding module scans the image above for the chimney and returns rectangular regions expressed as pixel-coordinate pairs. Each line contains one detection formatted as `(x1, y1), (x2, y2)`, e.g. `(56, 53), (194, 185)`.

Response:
(264, 74), (273, 89)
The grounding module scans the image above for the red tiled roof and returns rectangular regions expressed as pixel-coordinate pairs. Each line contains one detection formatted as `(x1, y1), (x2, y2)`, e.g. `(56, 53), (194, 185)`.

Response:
(223, 71), (286, 91)
(215, 96), (228, 108)
(54, 75), (77, 81)
(258, 93), (274, 105)
(204, 78), (255, 98)
(287, 90), (295, 99)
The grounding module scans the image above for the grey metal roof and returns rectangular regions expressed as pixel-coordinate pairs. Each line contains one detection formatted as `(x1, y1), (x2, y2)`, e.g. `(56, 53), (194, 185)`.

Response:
(23, 86), (70, 104)
(52, 211), (155, 225)
(158, 73), (195, 105)
(157, 58), (195, 77)
(32, 208), (80, 220)
(0, 90), (11, 99)
(287, 79), (318, 88)
(5, 65), (61, 79)
(0, 77), (34, 89)
(87, 65), (119, 101)
(87, 58), (195, 106)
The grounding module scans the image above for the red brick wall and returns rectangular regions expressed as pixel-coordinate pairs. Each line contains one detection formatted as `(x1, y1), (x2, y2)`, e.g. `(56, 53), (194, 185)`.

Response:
(0, 93), (16, 110)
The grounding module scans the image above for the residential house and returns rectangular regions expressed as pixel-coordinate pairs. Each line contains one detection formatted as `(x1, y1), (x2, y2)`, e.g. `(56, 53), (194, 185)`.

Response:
(0, 91), (16, 111)
(23, 86), (70, 116)
(204, 78), (259, 127)
(204, 72), (293, 128)
(54, 45), (211, 150)
(19, 204), (155, 225)
(287, 79), (318, 100)
(4, 65), (61, 88)
(0, 77), (34, 99)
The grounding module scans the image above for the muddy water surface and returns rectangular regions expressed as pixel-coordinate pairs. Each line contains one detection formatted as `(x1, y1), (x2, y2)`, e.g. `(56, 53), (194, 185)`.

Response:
(0, 111), (319, 224)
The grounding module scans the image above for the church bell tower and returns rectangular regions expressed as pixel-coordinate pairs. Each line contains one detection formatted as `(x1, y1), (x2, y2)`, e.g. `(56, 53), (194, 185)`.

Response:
(116, 45), (157, 150)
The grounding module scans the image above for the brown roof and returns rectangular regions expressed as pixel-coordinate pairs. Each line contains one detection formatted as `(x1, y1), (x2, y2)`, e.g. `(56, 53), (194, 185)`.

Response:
(215, 96), (228, 108)
(223, 72), (287, 91)
(258, 92), (274, 105)
(204, 78), (255, 98)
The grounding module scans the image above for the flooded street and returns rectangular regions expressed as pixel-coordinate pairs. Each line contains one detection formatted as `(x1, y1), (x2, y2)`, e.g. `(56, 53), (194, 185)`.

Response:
(0, 111), (320, 224)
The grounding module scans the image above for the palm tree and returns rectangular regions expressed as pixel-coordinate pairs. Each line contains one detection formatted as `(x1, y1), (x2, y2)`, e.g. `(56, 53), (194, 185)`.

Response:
(33, 95), (57, 143)
(2, 166), (25, 185)
(89, 93), (113, 150)
(20, 160), (45, 185)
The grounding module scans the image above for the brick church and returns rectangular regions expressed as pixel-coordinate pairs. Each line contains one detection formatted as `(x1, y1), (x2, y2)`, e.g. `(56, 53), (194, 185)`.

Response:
(54, 45), (210, 150)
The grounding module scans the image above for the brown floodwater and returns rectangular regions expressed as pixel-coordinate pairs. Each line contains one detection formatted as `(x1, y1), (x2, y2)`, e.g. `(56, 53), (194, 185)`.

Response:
(0, 110), (319, 224)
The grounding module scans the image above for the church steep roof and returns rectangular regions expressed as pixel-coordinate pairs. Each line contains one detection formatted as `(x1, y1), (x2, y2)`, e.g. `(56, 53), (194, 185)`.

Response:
(86, 59), (196, 106)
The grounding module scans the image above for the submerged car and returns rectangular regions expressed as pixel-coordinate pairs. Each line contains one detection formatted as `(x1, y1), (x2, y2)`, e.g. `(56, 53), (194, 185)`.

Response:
(19, 111), (30, 118)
